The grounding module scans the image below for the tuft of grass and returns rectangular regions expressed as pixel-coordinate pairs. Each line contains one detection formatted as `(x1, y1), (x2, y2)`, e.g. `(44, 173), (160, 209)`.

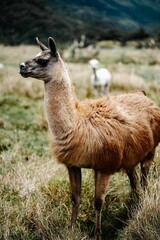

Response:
(118, 170), (160, 240)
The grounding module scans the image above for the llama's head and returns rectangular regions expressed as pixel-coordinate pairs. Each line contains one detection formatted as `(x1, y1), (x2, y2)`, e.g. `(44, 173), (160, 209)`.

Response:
(19, 37), (59, 82)
(89, 59), (99, 69)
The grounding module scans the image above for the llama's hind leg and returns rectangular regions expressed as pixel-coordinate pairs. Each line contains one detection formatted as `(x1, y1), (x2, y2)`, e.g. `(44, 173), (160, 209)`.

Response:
(67, 167), (81, 228)
(141, 149), (155, 190)
(94, 171), (110, 240)
(127, 168), (139, 191)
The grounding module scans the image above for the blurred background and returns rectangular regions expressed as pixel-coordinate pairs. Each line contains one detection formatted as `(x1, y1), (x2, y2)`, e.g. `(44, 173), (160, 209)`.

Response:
(0, 1), (160, 240)
(1, 0), (160, 45)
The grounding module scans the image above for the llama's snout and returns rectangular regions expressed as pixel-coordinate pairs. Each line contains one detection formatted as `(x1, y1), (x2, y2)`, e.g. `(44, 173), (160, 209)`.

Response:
(19, 62), (26, 69)
(19, 62), (31, 78)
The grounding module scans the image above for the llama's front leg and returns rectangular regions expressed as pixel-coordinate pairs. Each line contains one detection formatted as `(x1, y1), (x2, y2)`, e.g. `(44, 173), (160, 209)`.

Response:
(94, 171), (110, 240)
(67, 166), (81, 229)
(105, 84), (109, 96)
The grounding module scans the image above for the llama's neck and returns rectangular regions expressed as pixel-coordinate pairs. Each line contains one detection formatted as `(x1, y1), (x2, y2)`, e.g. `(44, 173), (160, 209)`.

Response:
(93, 67), (98, 82)
(44, 59), (76, 139)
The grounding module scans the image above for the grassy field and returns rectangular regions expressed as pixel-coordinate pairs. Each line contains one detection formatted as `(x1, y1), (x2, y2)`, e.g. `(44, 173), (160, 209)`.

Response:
(0, 42), (160, 240)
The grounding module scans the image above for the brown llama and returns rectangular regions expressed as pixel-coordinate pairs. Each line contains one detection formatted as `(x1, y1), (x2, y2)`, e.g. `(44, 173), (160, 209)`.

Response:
(19, 37), (160, 240)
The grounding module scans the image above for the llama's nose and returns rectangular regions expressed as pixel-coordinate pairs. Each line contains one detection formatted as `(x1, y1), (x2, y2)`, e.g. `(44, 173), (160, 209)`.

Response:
(19, 62), (26, 69)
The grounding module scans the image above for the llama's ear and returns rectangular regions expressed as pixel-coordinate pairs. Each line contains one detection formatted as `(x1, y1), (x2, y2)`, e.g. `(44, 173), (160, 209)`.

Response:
(36, 37), (48, 51)
(48, 37), (57, 56)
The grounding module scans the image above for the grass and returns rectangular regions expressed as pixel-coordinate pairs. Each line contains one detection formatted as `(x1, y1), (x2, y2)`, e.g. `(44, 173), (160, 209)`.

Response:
(0, 42), (160, 240)
(118, 170), (160, 240)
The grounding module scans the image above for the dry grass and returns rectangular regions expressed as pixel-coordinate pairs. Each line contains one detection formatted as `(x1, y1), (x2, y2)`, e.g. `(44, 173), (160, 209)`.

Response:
(118, 171), (160, 240)
(0, 42), (160, 240)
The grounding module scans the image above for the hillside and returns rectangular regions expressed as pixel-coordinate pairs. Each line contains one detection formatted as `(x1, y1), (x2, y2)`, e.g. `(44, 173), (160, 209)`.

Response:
(0, 0), (160, 45)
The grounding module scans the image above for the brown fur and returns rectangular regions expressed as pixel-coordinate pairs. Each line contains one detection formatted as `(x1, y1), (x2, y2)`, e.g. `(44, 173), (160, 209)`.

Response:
(53, 92), (160, 173)
(20, 37), (160, 240)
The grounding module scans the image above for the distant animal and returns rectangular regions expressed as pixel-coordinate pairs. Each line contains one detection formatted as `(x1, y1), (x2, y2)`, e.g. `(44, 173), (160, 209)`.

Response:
(89, 59), (112, 96)
(0, 63), (4, 69)
(20, 37), (160, 240)
(67, 36), (98, 60)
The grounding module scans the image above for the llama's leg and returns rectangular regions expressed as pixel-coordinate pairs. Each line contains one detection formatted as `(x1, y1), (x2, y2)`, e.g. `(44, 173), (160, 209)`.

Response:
(105, 84), (109, 96)
(127, 168), (139, 191)
(101, 84), (109, 96)
(94, 171), (110, 240)
(68, 166), (81, 228)
(100, 85), (106, 96)
(141, 149), (155, 190)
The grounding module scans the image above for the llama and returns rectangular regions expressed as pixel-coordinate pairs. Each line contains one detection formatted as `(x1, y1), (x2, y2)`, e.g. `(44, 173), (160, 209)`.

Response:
(19, 37), (160, 240)
(89, 59), (112, 96)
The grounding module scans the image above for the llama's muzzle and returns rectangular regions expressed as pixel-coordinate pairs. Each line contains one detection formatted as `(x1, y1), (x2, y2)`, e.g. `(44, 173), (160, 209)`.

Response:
(19, 62), (30, 77)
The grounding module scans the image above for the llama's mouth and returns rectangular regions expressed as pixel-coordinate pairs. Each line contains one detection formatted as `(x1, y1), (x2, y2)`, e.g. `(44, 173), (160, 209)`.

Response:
(19, 71), (32, 78)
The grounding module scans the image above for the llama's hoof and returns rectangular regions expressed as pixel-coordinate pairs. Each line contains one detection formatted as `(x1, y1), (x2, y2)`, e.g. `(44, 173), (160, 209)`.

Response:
(67, 224), (73, 230)
(94, 233), (102, 240)
(67, 223), (77, 231)
(94, 230), (102, 240)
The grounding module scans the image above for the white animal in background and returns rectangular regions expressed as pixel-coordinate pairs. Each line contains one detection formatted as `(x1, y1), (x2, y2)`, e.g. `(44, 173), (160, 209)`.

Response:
(0, 63), (4, 69)
(89, 59), (112, 96)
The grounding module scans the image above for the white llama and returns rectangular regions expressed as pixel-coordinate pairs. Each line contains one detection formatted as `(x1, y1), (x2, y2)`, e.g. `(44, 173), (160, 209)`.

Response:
(89, 59), (112, 96)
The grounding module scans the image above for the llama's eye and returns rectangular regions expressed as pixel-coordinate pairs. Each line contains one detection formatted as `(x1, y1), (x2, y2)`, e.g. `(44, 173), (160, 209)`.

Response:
(37, 59), (49, 66)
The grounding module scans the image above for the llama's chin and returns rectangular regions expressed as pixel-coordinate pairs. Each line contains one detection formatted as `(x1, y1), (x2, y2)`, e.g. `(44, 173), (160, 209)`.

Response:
(19, 71), (32, 78)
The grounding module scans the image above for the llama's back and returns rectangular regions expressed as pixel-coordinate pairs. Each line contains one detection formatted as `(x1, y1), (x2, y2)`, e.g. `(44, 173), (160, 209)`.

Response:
(113, 92), (160, 144)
